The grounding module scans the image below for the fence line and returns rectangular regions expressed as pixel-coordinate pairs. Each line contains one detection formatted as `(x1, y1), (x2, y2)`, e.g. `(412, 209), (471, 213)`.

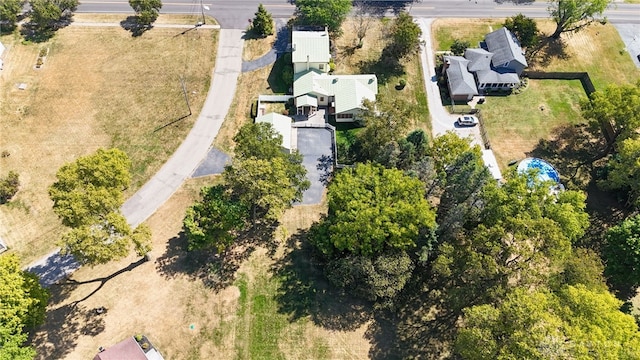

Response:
(522, 71), (596, 96)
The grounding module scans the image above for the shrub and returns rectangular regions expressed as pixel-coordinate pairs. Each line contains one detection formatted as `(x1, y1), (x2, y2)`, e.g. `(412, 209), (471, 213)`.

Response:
(0, 171), (19, 204)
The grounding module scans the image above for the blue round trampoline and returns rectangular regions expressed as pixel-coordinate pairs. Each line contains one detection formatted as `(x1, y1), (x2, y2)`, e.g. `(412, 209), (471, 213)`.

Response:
(517, 158), (561, 184)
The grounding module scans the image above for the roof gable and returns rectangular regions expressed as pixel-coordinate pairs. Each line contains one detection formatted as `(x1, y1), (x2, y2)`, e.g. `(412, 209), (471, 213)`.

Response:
(444, 56), (478, 96)
(484, 28), (527, 69)
(465, 48), (493, 72)
(292, 30), (331, 64)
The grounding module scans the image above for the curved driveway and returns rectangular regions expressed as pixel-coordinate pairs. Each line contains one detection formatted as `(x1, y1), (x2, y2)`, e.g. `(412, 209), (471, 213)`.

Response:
(27, 28), (244, 284)
(121, 29), (244, 227)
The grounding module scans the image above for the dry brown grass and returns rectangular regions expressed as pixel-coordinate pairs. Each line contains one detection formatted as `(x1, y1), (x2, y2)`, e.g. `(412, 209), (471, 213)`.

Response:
(334, 18), (430, 130)
(29, 176), (236, 360)
(72, 13), (217, 25)
(0, 26), (217, 263)
(243, 34), (275, 61)
(214, 66), (272, 152)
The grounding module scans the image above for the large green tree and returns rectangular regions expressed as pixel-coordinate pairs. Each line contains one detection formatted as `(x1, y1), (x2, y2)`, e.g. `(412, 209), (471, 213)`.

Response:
(604, 214), (640, 293)
(600, 138), (640, 207)
(183, 185), (248, 252)
(455, 285), (640, 359)
(293, 0), (351, 36)
(251, 3), (273, 37)
(354, 98), (415, 162)
(0, 254), (50, 360)
(314, 162), (436, 257)
(49, 148), (151, 266)
(386, 11), (422, 61)
(0, 0), (23, 32)
(325, 250), (415, 308)
(433, 173), (589, 310)
(129, 0), (162, 26)
(29, 0), (78, 30)
(224, 123), (309, 222)
(548, 0), (612, 39)
(581, 81), (640, 150)
(504, 13), (539, 48)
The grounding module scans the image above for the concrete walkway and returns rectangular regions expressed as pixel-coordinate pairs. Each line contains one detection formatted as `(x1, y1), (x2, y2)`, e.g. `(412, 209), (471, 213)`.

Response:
(27, 28), (245, 283)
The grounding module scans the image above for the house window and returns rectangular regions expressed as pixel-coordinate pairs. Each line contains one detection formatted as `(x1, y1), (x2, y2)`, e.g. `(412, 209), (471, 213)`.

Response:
(337, 113), (353, 119)
(320, 97), (325, 102)
(319, 64), (325, 70)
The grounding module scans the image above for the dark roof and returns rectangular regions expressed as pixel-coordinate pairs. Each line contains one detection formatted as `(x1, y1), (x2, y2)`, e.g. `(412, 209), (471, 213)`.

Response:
(465, 48), (493, 72)
(475, 70), (520, 84)
(484, 28), (527, 69)
(444, 56), (478, 96)
(94, 338), (147, 360)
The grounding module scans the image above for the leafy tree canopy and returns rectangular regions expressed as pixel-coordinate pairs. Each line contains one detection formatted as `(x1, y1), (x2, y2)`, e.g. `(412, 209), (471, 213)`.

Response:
(252, 3), (274, 37)
(503, 13), (539, 48)
(0, 171), (19, 204)
(0, 254), (50, 359)
(387, 12), (422, 60)
(233, 122), (284, 161)
(604, 214), (640, 294)
(293, 0), (351, 36)
(49, 148), (131, 228)
(316, 163), (436, 257)
(450, 39), (470, 56)
(129, 0), (162, 26)
(50, 148), (151, 266)
(355, 98), (415, 162)
(548, 0), (612, 39)
(456, 285), (640, 359)
(0, 0), (23, 32)
(581, 81), (640, 149)
(183, 185), (249, 252)
(325, 250), (415, 308)
(433, 172), (589, 309)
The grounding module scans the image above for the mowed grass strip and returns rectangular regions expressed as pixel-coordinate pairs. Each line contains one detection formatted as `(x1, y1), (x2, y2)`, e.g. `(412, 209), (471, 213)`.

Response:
(432, 18), (640, 166)
(0, 26), (217, 262)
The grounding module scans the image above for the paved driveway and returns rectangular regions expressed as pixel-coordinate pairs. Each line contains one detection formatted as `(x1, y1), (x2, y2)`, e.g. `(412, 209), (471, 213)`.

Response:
(295, 128), (333, 205)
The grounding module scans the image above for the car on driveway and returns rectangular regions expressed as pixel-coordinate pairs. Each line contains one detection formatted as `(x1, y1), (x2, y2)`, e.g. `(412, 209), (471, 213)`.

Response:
(457, 115), (479, 126)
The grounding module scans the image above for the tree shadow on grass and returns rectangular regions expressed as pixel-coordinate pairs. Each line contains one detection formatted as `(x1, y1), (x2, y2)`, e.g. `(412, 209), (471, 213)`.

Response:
(359, 53), (405, 85)
(267, 54), (292, 94)
(30, 302), (106, 360)
(273, 232), (372, 331)
(366, 277), (461, 360)
(156, 222), (279, 291)
(526, 123), (605, 188)
(526, 36), (571, 68)
(120, 16), (153, 37)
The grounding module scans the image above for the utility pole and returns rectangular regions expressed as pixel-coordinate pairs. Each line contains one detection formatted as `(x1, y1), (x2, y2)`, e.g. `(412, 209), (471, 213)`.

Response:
(180, 76), (192, 116)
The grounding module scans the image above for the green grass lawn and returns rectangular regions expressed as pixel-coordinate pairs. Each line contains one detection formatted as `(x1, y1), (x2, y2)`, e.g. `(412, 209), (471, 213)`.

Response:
(478, 79), (586, 165)
(432, 19), (640, 167)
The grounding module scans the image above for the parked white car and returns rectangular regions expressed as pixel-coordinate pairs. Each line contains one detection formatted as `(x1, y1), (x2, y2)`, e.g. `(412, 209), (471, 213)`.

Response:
(457, 115), (479, 126)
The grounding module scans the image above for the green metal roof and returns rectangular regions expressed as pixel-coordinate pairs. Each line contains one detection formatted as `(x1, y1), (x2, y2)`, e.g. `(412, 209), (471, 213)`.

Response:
(292, 30), (331, 64)
(293, 70), (378, 114)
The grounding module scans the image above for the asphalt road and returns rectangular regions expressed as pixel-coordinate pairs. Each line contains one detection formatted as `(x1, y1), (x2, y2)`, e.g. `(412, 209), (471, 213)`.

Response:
(76, 0), (640, 29)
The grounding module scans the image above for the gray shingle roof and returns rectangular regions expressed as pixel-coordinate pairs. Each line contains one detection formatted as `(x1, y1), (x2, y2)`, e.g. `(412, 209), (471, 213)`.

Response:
(465, 48), (493, 72)
(484, 28), (527, 69)
(475, 70), (520, 84)
(444, 56), (478, 96)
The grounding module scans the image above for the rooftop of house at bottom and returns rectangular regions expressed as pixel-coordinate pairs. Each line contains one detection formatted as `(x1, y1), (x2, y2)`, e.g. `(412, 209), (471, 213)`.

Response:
(444, 27), (528, 101)
(93, 336), (164, 360)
